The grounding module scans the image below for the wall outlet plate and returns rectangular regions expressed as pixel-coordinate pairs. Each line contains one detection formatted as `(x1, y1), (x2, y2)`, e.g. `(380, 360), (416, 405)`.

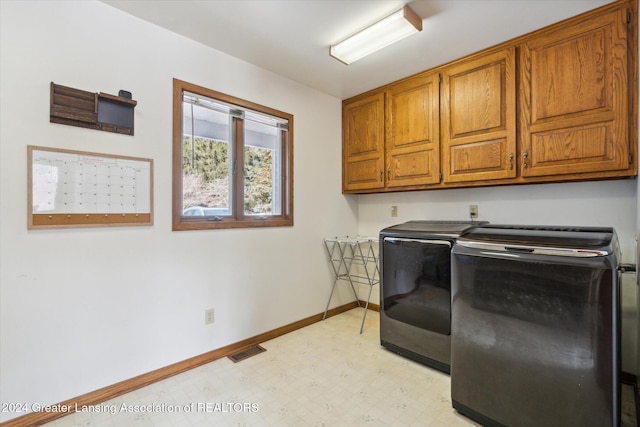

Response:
(205, 308), (215, 325)
(469, 205), (478, 218)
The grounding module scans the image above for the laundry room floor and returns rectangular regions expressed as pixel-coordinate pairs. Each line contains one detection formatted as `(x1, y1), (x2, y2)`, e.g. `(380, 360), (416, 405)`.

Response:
(44, 308), (638, 427)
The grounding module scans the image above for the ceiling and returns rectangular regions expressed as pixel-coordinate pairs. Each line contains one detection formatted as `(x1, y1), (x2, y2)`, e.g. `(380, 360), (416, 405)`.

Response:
(100, 0), (615, 100)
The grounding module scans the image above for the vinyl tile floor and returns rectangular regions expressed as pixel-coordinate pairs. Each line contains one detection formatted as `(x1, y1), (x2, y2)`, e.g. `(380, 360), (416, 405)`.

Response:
(44, 308), (637, 427)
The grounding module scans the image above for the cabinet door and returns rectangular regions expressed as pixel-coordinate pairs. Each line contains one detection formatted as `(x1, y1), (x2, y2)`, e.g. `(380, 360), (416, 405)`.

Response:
(342, 92), (385, 192)
(385, 73), (440, 188)
(441, 48), (517, 183)
(520, 8), (629, 177)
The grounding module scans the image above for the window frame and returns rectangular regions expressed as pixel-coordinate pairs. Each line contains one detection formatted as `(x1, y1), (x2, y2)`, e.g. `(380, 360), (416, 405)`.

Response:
(172, 79), (293, 231)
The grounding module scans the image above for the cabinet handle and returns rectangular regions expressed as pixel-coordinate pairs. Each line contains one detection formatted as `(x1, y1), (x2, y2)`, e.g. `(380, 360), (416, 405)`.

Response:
(523, 151), (529, 168)
(387, 169), (391, 181)
(508, 153), (514, 170)
(380, 170), (383, 181)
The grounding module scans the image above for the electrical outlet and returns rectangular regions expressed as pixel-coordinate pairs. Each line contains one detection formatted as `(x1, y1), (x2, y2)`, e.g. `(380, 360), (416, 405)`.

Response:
(205, 308), (215, 325)
(469, 205), (478, 218)
(391, 205), (398, 217)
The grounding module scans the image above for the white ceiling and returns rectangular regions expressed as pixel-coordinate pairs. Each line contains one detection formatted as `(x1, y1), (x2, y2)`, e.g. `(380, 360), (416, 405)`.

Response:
(100, 0), (615, 100)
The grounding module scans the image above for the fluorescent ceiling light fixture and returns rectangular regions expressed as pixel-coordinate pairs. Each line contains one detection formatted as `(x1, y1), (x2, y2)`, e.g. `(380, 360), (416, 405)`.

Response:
(330, 5), (422, 65)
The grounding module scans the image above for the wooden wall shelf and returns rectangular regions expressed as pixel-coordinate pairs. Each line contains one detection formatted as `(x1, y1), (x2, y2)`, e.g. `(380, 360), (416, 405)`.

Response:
(50, 82), (137, 135)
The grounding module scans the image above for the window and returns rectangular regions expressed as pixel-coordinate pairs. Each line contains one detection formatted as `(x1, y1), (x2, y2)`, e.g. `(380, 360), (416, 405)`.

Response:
(173, 79), (293, 230)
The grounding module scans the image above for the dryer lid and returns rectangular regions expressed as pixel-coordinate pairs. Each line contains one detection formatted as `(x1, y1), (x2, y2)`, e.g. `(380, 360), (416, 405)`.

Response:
(381, 220), (488, 238)
(458, 224), (617, 253)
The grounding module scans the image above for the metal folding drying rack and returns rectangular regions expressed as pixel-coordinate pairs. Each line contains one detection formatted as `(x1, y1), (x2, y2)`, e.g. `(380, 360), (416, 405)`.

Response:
(323, 236), (380, 333)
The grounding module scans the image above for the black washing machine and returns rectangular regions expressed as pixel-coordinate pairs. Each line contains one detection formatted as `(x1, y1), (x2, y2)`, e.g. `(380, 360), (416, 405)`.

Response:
(451, 224), (621, 426)
(379, 220), (487, 373)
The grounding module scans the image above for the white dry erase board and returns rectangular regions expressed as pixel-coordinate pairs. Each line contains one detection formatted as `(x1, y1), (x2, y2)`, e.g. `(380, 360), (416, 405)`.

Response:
(28, 146), (153, 229)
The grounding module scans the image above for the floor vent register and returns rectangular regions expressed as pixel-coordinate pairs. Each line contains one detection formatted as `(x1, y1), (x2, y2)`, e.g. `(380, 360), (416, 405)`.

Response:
(227, 345), (266, 363)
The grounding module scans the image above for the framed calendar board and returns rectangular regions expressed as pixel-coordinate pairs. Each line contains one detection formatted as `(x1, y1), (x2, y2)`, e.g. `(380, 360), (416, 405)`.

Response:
(28, 146), (153, 229)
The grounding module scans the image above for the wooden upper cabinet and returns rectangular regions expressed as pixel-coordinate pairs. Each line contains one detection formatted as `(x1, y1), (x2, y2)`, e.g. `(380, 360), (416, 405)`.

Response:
(342, 92), (385, 192)
(385, 72), (440, 188)
(520, 7), (630, 177)
(441, 48), (517, 183)
(342, 1), (636, 194)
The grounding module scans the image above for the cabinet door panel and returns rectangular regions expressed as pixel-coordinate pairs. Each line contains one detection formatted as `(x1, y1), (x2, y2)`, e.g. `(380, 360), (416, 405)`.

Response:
(450, 138), (511, 176)
(451, 64), (503, 136)
(386, 73), (440, 188)
(343, 92), (385, 191)
(344, 158), (383, 188)
(527, 123), (617, 173)
(520, 8), (629, 177)
(532, 31), (608, 121)
(390, 148), (437, 182)
(442, 48), (516, 183)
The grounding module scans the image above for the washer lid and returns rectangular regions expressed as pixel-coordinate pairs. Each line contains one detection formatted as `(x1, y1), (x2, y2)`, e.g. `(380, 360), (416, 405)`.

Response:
(381, 220), (488, 237)
(458, 224), (617, 253)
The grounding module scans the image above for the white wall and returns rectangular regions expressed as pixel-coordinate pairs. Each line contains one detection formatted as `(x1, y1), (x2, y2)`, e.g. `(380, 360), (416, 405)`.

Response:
(0, 1), (358, 421)
(1, 1), (639, 422)
(358, 180), (636, 257)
